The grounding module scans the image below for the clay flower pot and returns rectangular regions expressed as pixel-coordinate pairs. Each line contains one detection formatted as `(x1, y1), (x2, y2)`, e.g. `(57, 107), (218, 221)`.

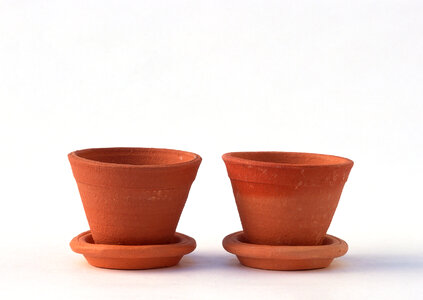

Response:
(69, 147), (201, 245)
(222, 152), (353, 246)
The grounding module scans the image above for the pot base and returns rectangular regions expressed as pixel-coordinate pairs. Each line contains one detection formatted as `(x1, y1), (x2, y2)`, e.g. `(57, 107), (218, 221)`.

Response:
(70, 231), (196, 270)
(222, 231), (348, 271)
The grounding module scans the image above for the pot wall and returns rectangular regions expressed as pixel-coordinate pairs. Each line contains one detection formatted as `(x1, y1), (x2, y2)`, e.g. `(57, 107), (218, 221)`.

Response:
(69, 148), (201, 245)
(223, 152), (353, 246)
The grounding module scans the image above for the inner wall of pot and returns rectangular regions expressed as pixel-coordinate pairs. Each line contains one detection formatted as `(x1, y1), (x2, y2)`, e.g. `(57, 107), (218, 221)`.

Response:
(75, 148), (198, 166)
(230, 152), (351, 166)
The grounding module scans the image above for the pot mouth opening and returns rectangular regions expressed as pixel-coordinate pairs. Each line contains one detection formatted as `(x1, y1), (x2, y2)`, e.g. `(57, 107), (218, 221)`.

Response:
(70, 147), (201, 168)
(223, 151), (353, 167)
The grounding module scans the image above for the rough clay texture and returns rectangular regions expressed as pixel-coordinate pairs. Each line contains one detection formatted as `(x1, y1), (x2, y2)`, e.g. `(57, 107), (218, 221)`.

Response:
(69, 147), (201, 245)
(70, 231), (196, 270)
(222, 231), (348, 271)
(223, 152), (353, 246)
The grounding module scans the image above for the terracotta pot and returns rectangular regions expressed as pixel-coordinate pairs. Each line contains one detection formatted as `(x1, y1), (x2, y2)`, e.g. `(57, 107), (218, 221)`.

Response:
(222, 152), (353, 246)
(69, 147), (201, 245)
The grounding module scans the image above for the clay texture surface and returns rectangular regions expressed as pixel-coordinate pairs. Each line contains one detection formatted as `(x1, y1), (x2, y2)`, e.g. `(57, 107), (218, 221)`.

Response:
(223, 231), (348, 271)
(70, 231), (196, 270)
(222, 152), (353, 246)
(69, 147), (201, 245)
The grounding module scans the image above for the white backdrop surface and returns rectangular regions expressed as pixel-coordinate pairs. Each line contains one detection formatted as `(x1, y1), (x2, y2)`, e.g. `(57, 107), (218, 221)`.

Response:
(0, 0), (422, 299)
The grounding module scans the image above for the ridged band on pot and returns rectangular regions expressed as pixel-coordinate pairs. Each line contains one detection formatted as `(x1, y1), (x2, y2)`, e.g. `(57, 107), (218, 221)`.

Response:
(222, 152), (353, 246)
(69, 147), (201, 245)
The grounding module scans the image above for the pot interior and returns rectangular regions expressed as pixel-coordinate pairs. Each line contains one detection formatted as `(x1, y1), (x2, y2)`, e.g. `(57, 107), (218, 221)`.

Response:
(74, 148), (198, 166)
(227, 152), (352, 167)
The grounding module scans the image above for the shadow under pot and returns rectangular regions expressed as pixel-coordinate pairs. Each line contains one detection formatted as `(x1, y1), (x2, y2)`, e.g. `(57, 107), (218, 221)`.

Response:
(68, 147), (202, 245)
(222, 151), (353, 246)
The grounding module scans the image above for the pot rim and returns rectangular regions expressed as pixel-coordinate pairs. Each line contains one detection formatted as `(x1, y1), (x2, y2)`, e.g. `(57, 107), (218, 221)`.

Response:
(68, 147), (202, 169)
(222, 151), (353, 168)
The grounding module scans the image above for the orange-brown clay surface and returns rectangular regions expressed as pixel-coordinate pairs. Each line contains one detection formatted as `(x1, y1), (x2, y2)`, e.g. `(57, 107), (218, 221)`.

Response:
(222, 152), (353, 246)
(70, 231), (196, 270)
(223, 231), (348, 270)
(69, 147), (201, 245)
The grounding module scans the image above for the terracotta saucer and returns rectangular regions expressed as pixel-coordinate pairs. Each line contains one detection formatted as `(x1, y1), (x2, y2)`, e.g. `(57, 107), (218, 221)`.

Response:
(70, 231), (196, 270)
(222, 231), (348, 271)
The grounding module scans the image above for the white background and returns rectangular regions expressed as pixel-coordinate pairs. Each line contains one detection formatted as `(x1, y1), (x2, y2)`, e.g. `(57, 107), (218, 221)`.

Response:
(1, 0), (422, 299)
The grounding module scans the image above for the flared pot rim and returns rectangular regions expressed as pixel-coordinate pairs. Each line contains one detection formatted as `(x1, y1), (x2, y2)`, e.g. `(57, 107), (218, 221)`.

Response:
(69, 147), (202, 169)
(222, 151), (353, 168)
